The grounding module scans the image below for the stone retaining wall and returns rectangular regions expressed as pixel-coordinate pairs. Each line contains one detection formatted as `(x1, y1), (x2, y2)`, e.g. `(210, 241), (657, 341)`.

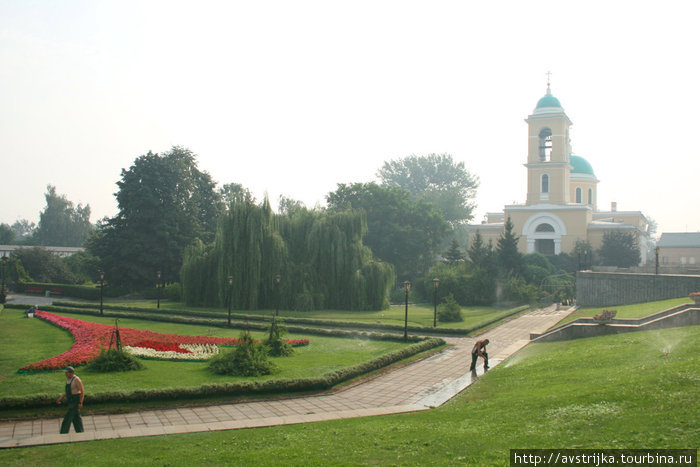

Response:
(531, 305), (699, 342)
(576, 271), (700, 307)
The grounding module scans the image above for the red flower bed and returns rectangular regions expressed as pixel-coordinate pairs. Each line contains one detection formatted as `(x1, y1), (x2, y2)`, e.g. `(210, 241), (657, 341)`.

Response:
(19, 311), (310, 372)
(287, 339), (310, 347)
(19, 311), (239, 372)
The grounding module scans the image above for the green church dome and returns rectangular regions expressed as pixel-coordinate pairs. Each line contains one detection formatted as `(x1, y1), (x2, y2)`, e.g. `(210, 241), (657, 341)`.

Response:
(536, 92), (562, 109)
(570, 155), (595, 175)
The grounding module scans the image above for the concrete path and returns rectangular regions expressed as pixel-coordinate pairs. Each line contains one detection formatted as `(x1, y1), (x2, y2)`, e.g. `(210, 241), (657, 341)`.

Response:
(0, 306), (573, 449)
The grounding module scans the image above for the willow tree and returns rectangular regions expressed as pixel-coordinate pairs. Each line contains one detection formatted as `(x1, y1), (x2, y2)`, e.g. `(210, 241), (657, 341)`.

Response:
(181, 198), (394, 311)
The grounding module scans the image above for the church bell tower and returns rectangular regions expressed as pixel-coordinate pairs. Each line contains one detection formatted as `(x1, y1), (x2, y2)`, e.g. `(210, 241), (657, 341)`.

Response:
(524, 78), (572, 205)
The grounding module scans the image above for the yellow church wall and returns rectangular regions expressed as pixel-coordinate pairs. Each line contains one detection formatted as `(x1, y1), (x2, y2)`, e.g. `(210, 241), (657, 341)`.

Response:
(569, 179), (596, 206)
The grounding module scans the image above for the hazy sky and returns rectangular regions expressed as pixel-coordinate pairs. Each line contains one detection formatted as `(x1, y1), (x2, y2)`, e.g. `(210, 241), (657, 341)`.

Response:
(1, 1), (699, 235)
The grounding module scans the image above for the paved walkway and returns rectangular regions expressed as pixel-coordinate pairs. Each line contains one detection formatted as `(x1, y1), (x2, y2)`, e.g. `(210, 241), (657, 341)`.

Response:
(0, 306), (573, 449)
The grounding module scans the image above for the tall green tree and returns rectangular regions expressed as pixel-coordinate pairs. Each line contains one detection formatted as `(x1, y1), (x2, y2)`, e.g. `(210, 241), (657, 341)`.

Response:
(0, 224), (14, 244)
(10, 220), (35, 244)
(326, 182), (449, 280)
(496, 217), (522, 274)
(377, 153), (479, 226)
(11, 247), (78, 284)
(88, 146), (222, 287)
(181, 197), (394, 311)
(442, 239), (465, 264)
(33, 185), (93, 247)
(598, 230), (641, 268)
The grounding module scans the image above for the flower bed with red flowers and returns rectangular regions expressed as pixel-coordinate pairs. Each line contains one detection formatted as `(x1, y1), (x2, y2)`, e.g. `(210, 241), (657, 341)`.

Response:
(19, 311), (309, 372)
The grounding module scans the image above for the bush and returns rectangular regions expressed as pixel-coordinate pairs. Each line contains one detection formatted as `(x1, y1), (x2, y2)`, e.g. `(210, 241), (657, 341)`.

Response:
(208, 330), (276, 376)
(294, 292), (315, 311)
(86, 348), (143, 372)
(265, 317), (293, 357)
(500, 274), (539, 305)
(438, 294), (463, 323)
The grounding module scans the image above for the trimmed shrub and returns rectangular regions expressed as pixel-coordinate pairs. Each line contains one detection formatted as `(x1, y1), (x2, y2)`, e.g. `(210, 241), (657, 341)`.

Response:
(86, 348), (143, 372)
(209, 330), (276, 376)
(265, 317), (293, 357)
(438, 294), (463, 323)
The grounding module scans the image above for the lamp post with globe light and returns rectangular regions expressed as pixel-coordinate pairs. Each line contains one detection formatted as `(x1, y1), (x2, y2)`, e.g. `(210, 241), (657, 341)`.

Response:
(432, 278), (440, 327)
(403, 281), (411, 341)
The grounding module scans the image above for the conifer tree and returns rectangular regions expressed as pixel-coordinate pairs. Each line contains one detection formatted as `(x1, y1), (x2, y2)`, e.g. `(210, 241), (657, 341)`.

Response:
(496, 217), (522, 274)
(443, 239), (465, 264)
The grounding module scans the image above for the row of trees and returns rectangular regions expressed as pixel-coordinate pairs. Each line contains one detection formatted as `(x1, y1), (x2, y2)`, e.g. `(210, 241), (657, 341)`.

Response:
(3, 146), (642, 311)
(0, 185), (93, 247)
(181, 197), (394, 311)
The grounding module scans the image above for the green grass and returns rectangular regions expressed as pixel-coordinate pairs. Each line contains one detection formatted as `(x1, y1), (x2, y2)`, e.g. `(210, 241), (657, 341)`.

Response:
(554, 297), (692, 327)
(1, 325), (696, 465)
(85, 300), (526, 330)
(0, 308), (407, 404)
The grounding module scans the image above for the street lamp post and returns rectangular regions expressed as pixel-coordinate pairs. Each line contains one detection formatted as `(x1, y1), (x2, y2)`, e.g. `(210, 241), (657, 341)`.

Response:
(432, 278), (440, 327)
(99, 271), (105, 316)
(403, 280), (411, 341)
(275, 274), (281, 316)
(655, 246), (660, 275)
(227, 275), (233, 327)
(1, 255), (7, 304)
(156, 270), (162, 309)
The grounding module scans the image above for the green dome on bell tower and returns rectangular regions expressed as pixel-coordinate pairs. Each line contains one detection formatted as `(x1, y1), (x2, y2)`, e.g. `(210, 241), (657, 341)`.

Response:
(536, 85), (562, 109)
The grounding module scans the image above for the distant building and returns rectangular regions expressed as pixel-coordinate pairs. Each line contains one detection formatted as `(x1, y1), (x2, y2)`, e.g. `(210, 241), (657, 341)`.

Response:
(657, 233), (700, 267)
(468, 82), (651, 264)
(0, 245), (85, 258)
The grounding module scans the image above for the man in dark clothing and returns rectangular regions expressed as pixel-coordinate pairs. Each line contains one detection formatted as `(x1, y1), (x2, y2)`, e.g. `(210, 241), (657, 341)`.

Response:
(56, 366), (85, 434)
(469, 339), (489, 372)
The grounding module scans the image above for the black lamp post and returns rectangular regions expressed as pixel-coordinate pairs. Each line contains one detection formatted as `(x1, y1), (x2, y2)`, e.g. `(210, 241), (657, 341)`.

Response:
(275, 274), (281, 316)
(655, 246), (660, 275)
(433, 278), (440, 327)
(1, 255), (7, 304)
(156, 270), (162, 309)
(99, 270), (105, 316)
(403, 280), (411, 341)
(227, 275), (233, 327)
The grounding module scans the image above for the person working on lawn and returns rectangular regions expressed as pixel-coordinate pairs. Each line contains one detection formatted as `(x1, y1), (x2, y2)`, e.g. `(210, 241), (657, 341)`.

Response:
(56, 366), (85, 434)
(469, 339), (489, 372)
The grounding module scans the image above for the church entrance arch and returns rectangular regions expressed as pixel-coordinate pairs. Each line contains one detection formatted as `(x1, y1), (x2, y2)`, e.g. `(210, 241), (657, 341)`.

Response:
(522, 213), (567, 255)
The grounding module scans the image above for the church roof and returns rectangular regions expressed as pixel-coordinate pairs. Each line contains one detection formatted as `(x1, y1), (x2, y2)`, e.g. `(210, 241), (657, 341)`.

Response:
(570, 155), (595, 176)
(658, 232), (700, 248)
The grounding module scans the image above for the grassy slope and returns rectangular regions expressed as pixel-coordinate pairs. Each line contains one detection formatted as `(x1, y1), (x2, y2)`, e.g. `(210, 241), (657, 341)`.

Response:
(1, 325), (697, 465)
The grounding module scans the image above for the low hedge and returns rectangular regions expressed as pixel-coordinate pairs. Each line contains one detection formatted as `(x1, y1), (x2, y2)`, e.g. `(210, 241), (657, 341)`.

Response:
(41, 301), (530, 336)
(0, 338), (444, 409)
(15, 282), (129, 300)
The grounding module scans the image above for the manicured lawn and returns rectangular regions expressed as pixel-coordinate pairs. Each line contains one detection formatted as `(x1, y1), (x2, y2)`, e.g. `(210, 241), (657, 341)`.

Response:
(554, 297), (692, 327)
(91, 300), (526, 330)
(1, 325), (696, 465)
(0, 309), (408, 403)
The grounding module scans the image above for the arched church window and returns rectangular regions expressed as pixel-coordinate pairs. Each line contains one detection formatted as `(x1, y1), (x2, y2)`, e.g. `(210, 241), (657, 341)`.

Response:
(541, 174), (549, 193)
(539, 128), (553, 161)
(575, 187), (582, 204)
(535, 223), (555, 232)
(588, 188), (593, 205)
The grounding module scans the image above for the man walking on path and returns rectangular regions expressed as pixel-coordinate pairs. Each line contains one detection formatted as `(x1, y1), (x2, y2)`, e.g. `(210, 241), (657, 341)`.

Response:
(56, 366), (84, 434)
(470, 339), (489, 372)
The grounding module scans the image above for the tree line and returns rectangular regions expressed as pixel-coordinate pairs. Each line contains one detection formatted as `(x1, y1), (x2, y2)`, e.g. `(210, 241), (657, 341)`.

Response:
(2, 146), (642, 309)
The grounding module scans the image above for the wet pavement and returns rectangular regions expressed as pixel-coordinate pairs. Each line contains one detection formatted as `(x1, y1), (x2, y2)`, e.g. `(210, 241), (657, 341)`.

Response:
(0, 304), (573, 448)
